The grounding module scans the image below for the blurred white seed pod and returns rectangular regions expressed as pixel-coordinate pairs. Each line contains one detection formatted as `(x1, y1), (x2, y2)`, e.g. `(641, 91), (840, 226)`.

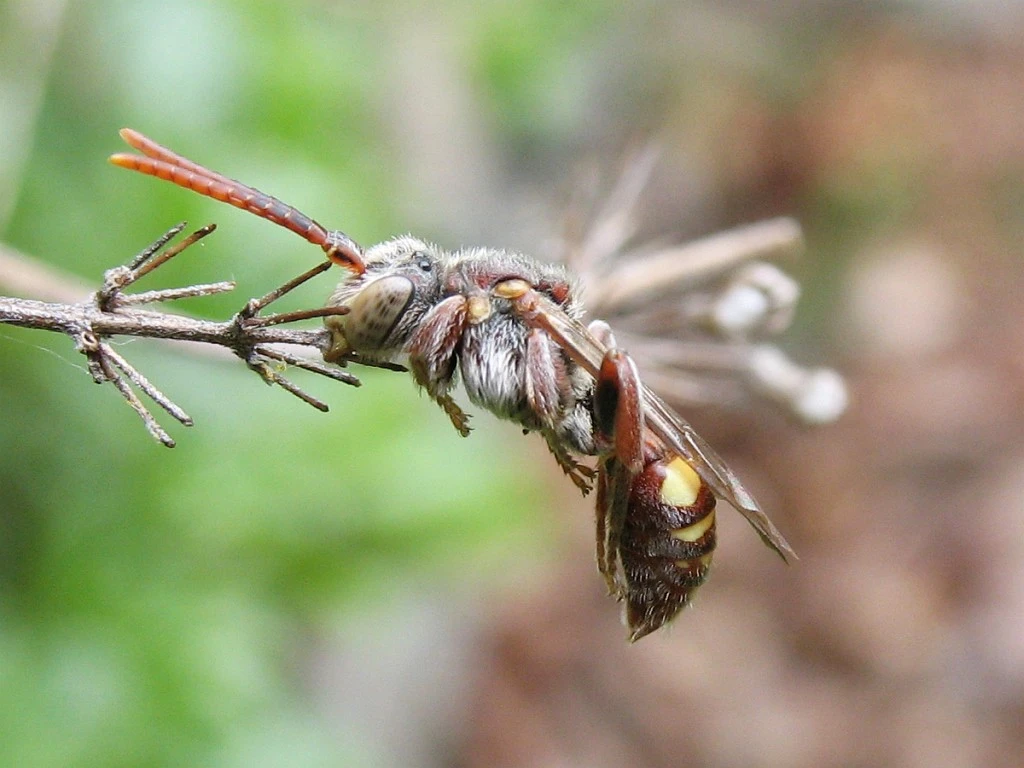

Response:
(555, 145), (846, 425)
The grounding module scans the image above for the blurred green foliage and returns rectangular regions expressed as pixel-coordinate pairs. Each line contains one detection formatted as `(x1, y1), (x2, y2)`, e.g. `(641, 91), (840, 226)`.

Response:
(0, 2), (573, 765)
(0, 0), (926, 764)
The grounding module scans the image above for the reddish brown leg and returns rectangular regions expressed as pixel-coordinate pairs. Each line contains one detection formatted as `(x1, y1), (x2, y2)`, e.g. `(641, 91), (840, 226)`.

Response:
(525, 328), (596, 491)
(596, 456), (633, 597)
(524, 329), (564, 426)
(541, 430), (595, 495)
(408, 295), (472, 437)
(592, 348), (647, 596)
(594, 349), (645, 474)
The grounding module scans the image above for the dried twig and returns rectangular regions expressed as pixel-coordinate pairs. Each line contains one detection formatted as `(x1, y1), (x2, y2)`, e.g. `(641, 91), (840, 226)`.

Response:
(581, 217), (804, 315)
(558, 160), (845, 426)
(0, 223), (368, 446)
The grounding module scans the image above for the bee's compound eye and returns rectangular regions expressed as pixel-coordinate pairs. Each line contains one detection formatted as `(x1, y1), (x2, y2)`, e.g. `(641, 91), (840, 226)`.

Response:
(343, 275), (415, 352)
(413, 252), (433, 272)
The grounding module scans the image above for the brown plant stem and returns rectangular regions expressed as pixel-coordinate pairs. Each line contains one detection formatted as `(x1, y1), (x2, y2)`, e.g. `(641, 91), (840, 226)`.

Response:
(0, 223), (368, 447)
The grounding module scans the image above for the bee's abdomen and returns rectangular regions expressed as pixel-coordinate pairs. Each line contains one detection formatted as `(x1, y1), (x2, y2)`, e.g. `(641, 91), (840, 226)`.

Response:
(620, 456), (717, 642)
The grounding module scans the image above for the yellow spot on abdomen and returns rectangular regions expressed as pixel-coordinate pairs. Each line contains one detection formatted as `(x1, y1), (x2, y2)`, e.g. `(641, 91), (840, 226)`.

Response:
(671, 508), (716, 543)
(675, 553), (715, 570)
(659, 457), (701, 507)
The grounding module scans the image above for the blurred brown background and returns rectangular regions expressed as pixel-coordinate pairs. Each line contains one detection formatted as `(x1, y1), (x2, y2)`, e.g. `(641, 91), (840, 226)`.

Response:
(1, 2), (1022, 767)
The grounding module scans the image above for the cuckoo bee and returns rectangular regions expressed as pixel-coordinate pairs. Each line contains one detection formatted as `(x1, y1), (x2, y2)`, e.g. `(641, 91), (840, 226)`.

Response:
(110, 129), (795, 641)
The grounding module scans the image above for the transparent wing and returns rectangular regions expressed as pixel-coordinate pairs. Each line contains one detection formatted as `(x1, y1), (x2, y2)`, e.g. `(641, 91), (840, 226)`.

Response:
(514, 290), (795, 562)
(641, 386), (795, 561)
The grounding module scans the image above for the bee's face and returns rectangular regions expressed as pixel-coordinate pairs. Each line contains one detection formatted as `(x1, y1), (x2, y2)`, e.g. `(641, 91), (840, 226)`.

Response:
(324, 236), (449, 361)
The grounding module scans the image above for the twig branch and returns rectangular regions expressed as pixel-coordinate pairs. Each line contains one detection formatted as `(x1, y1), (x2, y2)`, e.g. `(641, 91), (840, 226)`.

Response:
(0, 293), (331, 346)
(582, 217), (805, 315)
(0, 223), (369, 446)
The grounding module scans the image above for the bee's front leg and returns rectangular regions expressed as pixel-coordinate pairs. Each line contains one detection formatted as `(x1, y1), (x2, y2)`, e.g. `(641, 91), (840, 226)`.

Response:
(408, 295), (473, 437)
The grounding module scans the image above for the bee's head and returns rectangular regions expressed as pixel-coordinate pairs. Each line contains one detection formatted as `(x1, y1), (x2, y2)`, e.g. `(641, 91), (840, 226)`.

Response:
(323, 236), (447, 362)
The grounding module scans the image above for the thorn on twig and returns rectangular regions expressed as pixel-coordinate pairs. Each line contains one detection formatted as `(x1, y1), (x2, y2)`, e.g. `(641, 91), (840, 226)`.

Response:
(343, 352), (409, 373)
(127, 221), (187, 270)
(2, 222), (409, 447)
(132, 223), (217, 280)
(99, 223), (218, 310)
(104, 367), (177, 447)
(256, 345), (361, 386)
(247, 355), (330, 412)
(117, 282), (237, 306)
(78, 329), (106, 383)
(245, 305), (349, 328)
(242, 260), (334, 319)
(229, 261), (365, 397)
(78, 334), (178, 447)
(101, 342), (193, 426)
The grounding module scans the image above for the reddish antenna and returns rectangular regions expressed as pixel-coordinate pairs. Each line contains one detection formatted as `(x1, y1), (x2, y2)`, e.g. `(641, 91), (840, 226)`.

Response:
(109, 129), (365, 274)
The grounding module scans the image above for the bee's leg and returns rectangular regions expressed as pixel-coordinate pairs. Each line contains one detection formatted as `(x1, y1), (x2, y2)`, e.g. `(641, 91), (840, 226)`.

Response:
(524, 329), (565, 425)
(592, 347), (645, 597)
(541, 428), (595, 495)
(523, 327), (592, 492)
(588, 317), (644, 461)
(436, 394), (472, 437)
(408, 295), (473, 437)
(594, 349), (645, 474)
(595, 457), (632, 597)
(595, 463), (609, 583)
